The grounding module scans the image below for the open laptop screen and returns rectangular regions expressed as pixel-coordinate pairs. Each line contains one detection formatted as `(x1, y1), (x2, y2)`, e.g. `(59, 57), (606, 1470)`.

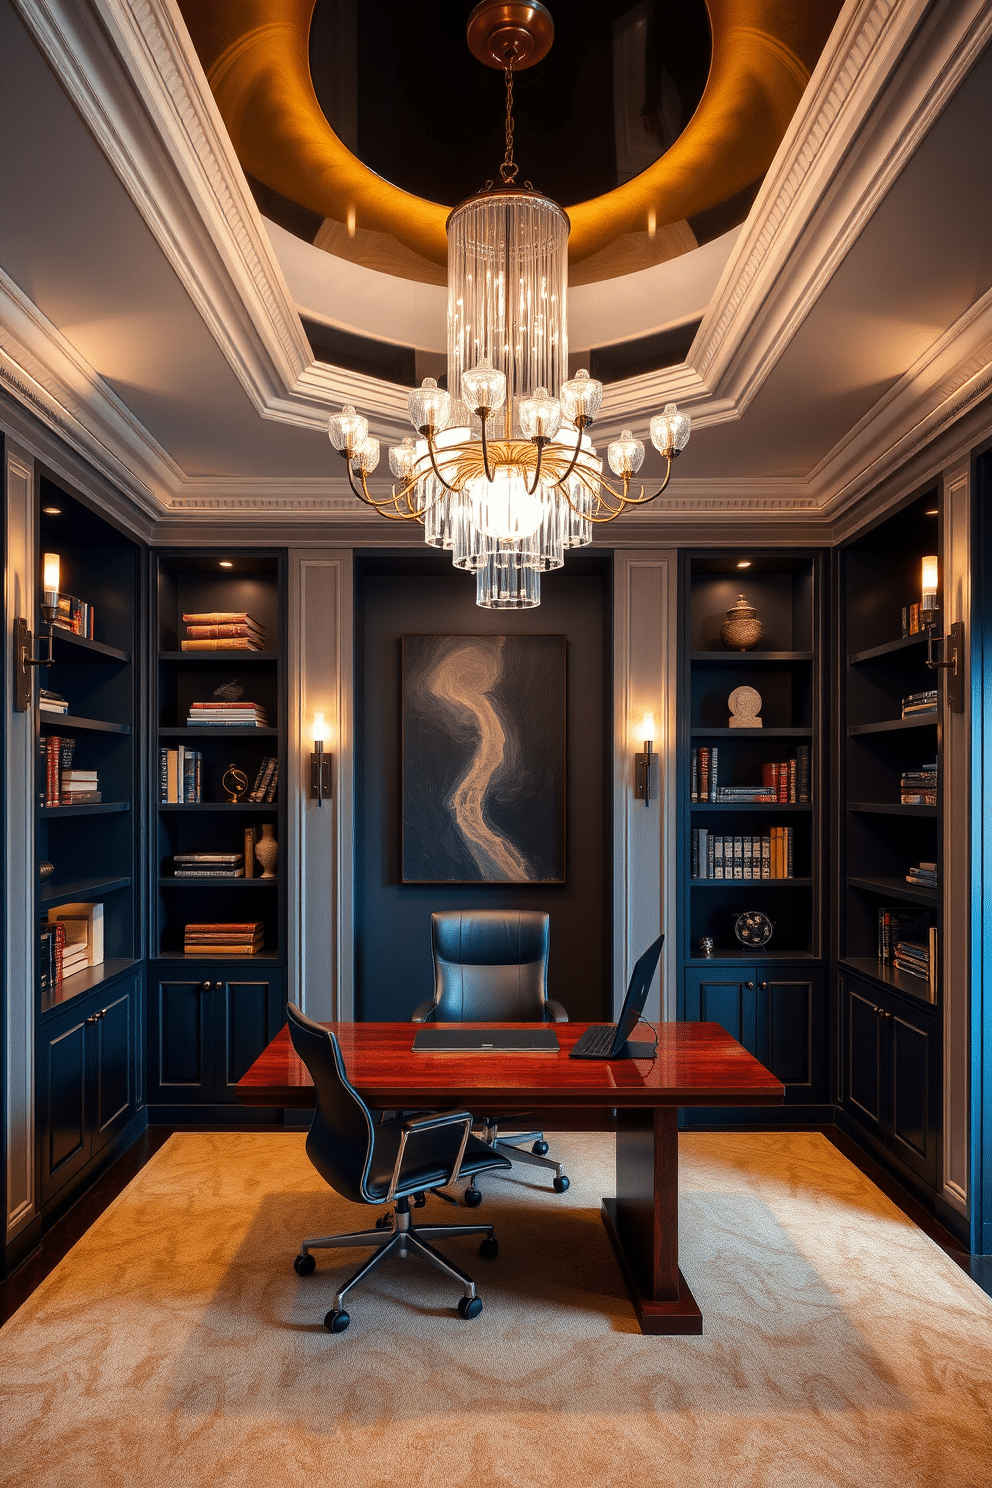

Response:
(611, 934), (664, 1053)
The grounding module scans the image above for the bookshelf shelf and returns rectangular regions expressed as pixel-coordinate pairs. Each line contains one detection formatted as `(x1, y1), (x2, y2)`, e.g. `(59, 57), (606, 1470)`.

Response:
(39, 713), (131, 735)
(40, 802), (130, 818)
(689, 727), (813, 738)
(40, 875), (132, 907)
(154, 950), (282, 963)
(689, 651), (813, 663)
(159, 726), (279, 737)
(157, 802), (279, 813)
(688, 948), (819, 964)
(848, 716), (937, 736)
(849, 802), (937, 817)
(838, 957), (937, 1006)
(157, 651), (279, 662)
(157, 877), (278, 886)
(690, 803), (812, 812)
(689, 877), (813, 887)
(51, 631), (131, 664)
(40, 957), (143, 1017)
(848, 875), (938, 907)
(849, 633), (929, 665)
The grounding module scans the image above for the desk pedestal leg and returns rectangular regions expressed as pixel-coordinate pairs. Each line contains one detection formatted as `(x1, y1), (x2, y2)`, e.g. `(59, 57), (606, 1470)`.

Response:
(601, 1107), (702, 1335)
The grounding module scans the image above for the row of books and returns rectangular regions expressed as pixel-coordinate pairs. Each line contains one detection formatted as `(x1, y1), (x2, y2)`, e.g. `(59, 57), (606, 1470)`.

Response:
(901, 689), (937, 718)
(181, 611), (266, 652)
(186, 700), (269, 727)
(39, 688), (69, 715)
(185, 921), (264, 955)
(877, 907), (937, 998)
(248, 757), (279, 801)
(691, 828), (795, 879)
(52, 593), (95, 639)
(39, 736), (103, 806)
(901, 603), (925, 637)
(39, 902), (104, 993)
(691, 746), (810, 804)
(907, 861), (937, 888)
(901, 764), (937, 806)
(160, 747), (203, 803)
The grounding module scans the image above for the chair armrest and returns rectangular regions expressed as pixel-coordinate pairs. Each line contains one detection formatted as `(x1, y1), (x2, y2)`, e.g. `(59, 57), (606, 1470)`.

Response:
(546, 1000), (569, 1023)
(410, 1001), (436, 1023)
(386, 1109), (474, 1200)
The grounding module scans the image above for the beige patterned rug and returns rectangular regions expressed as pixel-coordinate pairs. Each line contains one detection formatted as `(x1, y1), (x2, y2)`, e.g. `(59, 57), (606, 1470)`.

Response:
(1, 1131), (989, 1488)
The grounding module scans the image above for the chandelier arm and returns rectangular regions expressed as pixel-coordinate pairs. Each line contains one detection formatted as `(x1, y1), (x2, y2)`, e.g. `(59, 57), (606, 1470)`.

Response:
(426, 433), (458, 493)
(480, 414), (495, 484)
(556, 418), (588, 486)
(643, 456), (674, 502)
(527, 438), (546, 496)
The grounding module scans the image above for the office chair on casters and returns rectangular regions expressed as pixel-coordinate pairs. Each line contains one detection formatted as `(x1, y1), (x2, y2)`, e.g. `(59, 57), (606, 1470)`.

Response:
(412, 910), (571, 1203)
(286, 1003), (510, 1333)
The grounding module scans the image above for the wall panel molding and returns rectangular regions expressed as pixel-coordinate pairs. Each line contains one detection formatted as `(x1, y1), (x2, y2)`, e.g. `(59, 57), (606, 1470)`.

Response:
(4, 442), (36, 1242)
(612, 552), (679, 1021)
(287, 550), (354, 1021)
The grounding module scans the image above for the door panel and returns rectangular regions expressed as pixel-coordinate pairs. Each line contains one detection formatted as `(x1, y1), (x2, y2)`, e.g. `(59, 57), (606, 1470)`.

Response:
(216, 973), (285, 1099)
(846, 982), (884, 1128)
(696, 976), (756, 1054)
(889, 1010), (937, 1183)
(39, 1014), (90, 1202)
(148, 975), (212, 1102)
(93, 988), (136, 1152)
(761, 974), (824, 1096)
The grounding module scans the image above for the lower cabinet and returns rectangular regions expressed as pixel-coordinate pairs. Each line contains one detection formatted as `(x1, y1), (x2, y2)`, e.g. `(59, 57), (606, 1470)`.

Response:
(841, 973), (939, 1187)
(37, 973), (141, 1206)
(683, 963), (826, 1104)
(146, 964), (285, 1107)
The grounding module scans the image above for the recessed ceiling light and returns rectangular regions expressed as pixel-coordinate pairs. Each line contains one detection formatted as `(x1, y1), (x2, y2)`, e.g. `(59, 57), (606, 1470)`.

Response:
(219, 561), (233, 568)
(42, 506), (62, 515)
(925, 509), (938, 516)
(737, 560), (752, 569)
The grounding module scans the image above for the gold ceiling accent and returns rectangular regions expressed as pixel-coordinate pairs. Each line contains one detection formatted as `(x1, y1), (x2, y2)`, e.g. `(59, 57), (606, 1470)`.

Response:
(180, 0), (842, 274)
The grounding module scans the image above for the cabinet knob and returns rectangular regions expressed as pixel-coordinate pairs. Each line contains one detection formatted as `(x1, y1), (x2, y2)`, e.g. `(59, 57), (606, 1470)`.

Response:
(745, 981), (754, 990)
(85, 1013), (100, 1025)
(759, 981), (768, 990)
(875, 1005), (884, 1016)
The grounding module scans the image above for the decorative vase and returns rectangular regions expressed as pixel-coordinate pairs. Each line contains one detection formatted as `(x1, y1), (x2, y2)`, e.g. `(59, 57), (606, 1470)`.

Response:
(720, 594), (762, 651)
(256, 823), (279, 879)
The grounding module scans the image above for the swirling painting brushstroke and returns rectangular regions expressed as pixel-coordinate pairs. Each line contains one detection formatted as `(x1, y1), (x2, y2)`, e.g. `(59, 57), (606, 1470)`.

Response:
(402, 634), (566, 883)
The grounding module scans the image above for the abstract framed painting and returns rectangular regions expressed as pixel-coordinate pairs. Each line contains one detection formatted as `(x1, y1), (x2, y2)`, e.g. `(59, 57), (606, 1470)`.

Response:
(401, 634), (566, 883)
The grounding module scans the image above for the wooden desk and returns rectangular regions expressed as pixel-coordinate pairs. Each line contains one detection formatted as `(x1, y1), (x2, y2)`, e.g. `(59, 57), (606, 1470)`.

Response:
(238, 1020), (784, 1334)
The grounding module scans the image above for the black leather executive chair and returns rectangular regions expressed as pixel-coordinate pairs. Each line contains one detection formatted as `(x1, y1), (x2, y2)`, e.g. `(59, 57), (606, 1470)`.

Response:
(412, 910), (570, 1201)
(287, 1003), (510, 1333)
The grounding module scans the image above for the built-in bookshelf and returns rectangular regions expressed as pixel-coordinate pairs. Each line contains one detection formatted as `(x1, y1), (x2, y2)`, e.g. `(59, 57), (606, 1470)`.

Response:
(151, 553), (286, 962)
(37, 480), (142, 1013)
(680, 553), (824, 963)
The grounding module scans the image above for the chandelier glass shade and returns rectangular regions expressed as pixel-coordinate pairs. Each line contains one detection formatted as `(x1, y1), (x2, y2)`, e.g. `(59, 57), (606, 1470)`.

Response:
(327, 30), (691, 608)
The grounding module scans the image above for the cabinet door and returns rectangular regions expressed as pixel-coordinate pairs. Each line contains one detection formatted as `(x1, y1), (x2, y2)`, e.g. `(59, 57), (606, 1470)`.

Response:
(214, 971), (286, 1102)
(92, 983), (138, 1155)
(843, 978), (885, 1132)
(888, 1002), (939, 1186)
(147, 973), (214, 1104)
(757, 968), (825, 1101)
(684, 969), (758, 1055)
(38, 1007), (91, 1204)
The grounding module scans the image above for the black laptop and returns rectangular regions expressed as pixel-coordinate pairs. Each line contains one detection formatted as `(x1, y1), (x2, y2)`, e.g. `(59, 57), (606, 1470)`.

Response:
(568, 935), (664, 1060)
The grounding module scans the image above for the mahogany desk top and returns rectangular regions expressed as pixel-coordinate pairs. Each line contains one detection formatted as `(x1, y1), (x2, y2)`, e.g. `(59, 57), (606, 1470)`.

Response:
(236, 1019), (785, 1110)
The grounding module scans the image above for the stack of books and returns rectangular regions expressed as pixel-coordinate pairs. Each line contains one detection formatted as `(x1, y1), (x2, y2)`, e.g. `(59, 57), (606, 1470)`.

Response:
(48, 902), (104, 971)
(61, 768), (100, 804)
(186, 701), (269, 728)
(159, 746), (203, 803)
(39, 688), (68, 715)
(900, 762), (937, 805)
(901, 689), (937, 718)
(906, 860), (937, 889)
(248, 757), (279, 801)
(184, 921), (264, 956)
(878, 906), (931, 962)
(691, 828), (794, 879)
(53, 594), (95, 639)
(173, 853), (244, 878)
(181, 612), (266, 651)
(690, 746), (810, 803)
(41, 736), (76, 807)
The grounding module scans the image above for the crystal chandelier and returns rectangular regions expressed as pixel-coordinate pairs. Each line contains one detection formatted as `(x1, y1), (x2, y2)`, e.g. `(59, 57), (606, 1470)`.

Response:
(327, 1), (691, 609)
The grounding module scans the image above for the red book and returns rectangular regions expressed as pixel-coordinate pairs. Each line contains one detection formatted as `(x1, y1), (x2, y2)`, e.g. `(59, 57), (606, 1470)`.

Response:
(761, 762), (776, 789)
(189, 702), (262, 710)
(777, 763), (787, 803)
(46, 736), (58, 808)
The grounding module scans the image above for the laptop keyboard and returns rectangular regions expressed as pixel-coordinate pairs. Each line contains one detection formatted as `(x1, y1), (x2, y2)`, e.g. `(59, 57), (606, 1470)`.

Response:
(570, 1024), (617, 1057)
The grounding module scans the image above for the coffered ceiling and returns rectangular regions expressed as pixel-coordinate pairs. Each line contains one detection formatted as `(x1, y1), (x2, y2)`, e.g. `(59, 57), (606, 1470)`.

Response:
(1, 0), (991, 544)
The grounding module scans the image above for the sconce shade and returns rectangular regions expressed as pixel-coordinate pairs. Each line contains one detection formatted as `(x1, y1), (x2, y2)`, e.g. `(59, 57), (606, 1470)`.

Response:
(921, 555), (938, 604)
(43, 553), (60, 594)
(640, 711), (656, 743)
(312, 711), (327, 745)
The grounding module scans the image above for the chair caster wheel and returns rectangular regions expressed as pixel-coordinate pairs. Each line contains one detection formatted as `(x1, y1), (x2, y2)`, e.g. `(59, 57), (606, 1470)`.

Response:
(532, 1140), (549, 1156)
(464, 1186), (483, 1208)
(479, 1235), (499, 1260)
(324, 1309), (350, 1333)
(374, 1214), (392, 1230)
(457, 1295), (483, 1320)
(553, 1175), (570, 1193)
(293, 1252), (316, 1276)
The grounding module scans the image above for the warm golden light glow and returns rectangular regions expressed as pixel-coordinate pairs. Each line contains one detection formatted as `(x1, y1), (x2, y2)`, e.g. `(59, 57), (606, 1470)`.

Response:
(219, 560), (233, 568)
(312, 711), (327, 746)
(42, 553), (60, 594)
(737, 560), (752, 568)
(921, 555), (938, 605)
(639, 711), (656, 744)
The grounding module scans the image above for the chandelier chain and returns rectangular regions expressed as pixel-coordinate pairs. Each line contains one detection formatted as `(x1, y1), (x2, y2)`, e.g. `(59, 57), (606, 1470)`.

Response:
(500, 63), (519, 185)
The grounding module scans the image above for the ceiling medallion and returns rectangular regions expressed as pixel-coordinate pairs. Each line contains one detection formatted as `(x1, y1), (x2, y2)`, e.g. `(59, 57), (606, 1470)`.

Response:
(329, 2), (691, 610)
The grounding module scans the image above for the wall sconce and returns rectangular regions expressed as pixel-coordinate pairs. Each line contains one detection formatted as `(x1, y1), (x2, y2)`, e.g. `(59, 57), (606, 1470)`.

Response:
(634, 711), (657, 806)
(921, 554), (964, 712)
(14, 552), (60, 712)
(310, 711), (332, 806)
